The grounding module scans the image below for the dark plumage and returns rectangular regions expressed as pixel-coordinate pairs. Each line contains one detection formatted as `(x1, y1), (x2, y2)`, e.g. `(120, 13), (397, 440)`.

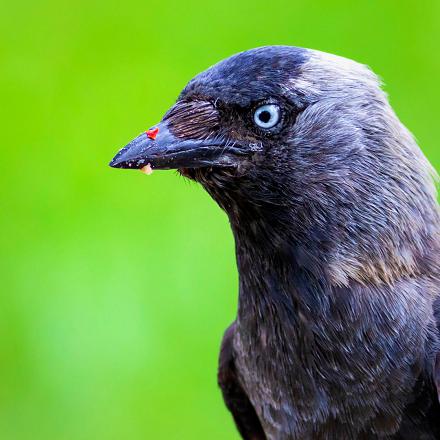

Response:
(110, 46), (440, 439)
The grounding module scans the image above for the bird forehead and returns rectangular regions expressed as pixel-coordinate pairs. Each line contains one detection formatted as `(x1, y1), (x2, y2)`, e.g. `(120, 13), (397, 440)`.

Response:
(180, 46), (310, 106)
(180, 46), (379, 105)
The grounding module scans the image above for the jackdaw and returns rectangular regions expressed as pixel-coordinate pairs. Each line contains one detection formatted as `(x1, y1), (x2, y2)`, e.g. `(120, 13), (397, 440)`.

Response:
(110, 46), (440, 439)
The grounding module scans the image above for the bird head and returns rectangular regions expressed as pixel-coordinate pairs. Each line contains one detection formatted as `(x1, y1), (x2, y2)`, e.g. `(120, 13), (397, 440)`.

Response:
(110, 46), (439, 286)
(109, 47), (310, 179)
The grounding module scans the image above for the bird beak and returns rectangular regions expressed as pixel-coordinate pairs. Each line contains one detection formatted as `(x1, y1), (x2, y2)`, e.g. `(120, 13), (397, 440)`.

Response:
(109, 120), (247, 171)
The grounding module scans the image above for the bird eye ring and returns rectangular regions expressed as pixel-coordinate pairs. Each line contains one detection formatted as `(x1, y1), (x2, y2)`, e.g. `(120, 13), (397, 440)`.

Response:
(253, 104), (281, 129)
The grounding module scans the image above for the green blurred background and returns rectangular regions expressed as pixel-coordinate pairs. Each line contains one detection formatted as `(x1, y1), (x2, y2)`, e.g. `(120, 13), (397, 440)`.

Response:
(1, 0), (439, 439)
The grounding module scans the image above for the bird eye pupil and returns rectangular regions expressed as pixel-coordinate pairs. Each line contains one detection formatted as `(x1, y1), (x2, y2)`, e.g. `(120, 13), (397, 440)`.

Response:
(259, 111), (271, 123)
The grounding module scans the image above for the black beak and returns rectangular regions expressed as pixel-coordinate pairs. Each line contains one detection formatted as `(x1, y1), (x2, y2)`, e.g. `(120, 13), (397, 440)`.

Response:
(109, 120), (249, 171)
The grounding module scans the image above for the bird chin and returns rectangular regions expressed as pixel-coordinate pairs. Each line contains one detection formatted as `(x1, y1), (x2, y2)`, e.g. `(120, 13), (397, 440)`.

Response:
(178, 166), (230, 181)
(178, 167), (197, 179)
(178, 161), (252, 182)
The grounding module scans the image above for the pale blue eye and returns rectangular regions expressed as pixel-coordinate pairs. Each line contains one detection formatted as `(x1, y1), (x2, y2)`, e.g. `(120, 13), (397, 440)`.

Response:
(253, 104), (280, 129)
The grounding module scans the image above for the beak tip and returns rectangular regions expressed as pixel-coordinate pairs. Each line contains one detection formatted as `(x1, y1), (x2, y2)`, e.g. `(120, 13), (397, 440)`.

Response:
(109, 135), (150, 170)
(108, 152), (146, 169)
(109, 146), (131, 169)
(109, 157), (120, 168)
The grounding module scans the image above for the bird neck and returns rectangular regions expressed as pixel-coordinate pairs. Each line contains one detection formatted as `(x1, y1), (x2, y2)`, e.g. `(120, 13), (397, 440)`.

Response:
(200, 165), (439, 316)
(231, 218), (331, 322)
(231, 219), (433, 368)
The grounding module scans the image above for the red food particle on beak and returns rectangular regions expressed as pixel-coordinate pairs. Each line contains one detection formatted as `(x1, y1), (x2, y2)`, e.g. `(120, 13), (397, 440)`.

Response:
(146, 127), (159, 140)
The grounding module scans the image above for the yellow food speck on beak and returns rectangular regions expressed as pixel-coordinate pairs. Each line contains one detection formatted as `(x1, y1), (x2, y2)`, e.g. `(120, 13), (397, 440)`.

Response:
(140, 163), (153, 175)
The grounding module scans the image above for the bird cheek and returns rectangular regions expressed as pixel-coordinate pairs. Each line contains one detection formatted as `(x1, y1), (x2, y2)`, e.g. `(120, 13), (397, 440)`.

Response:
(233, 158), (260, 177)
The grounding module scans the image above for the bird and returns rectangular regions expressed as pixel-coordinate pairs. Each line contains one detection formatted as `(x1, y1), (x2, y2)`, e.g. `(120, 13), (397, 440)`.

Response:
(109, 46), (440, 439)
